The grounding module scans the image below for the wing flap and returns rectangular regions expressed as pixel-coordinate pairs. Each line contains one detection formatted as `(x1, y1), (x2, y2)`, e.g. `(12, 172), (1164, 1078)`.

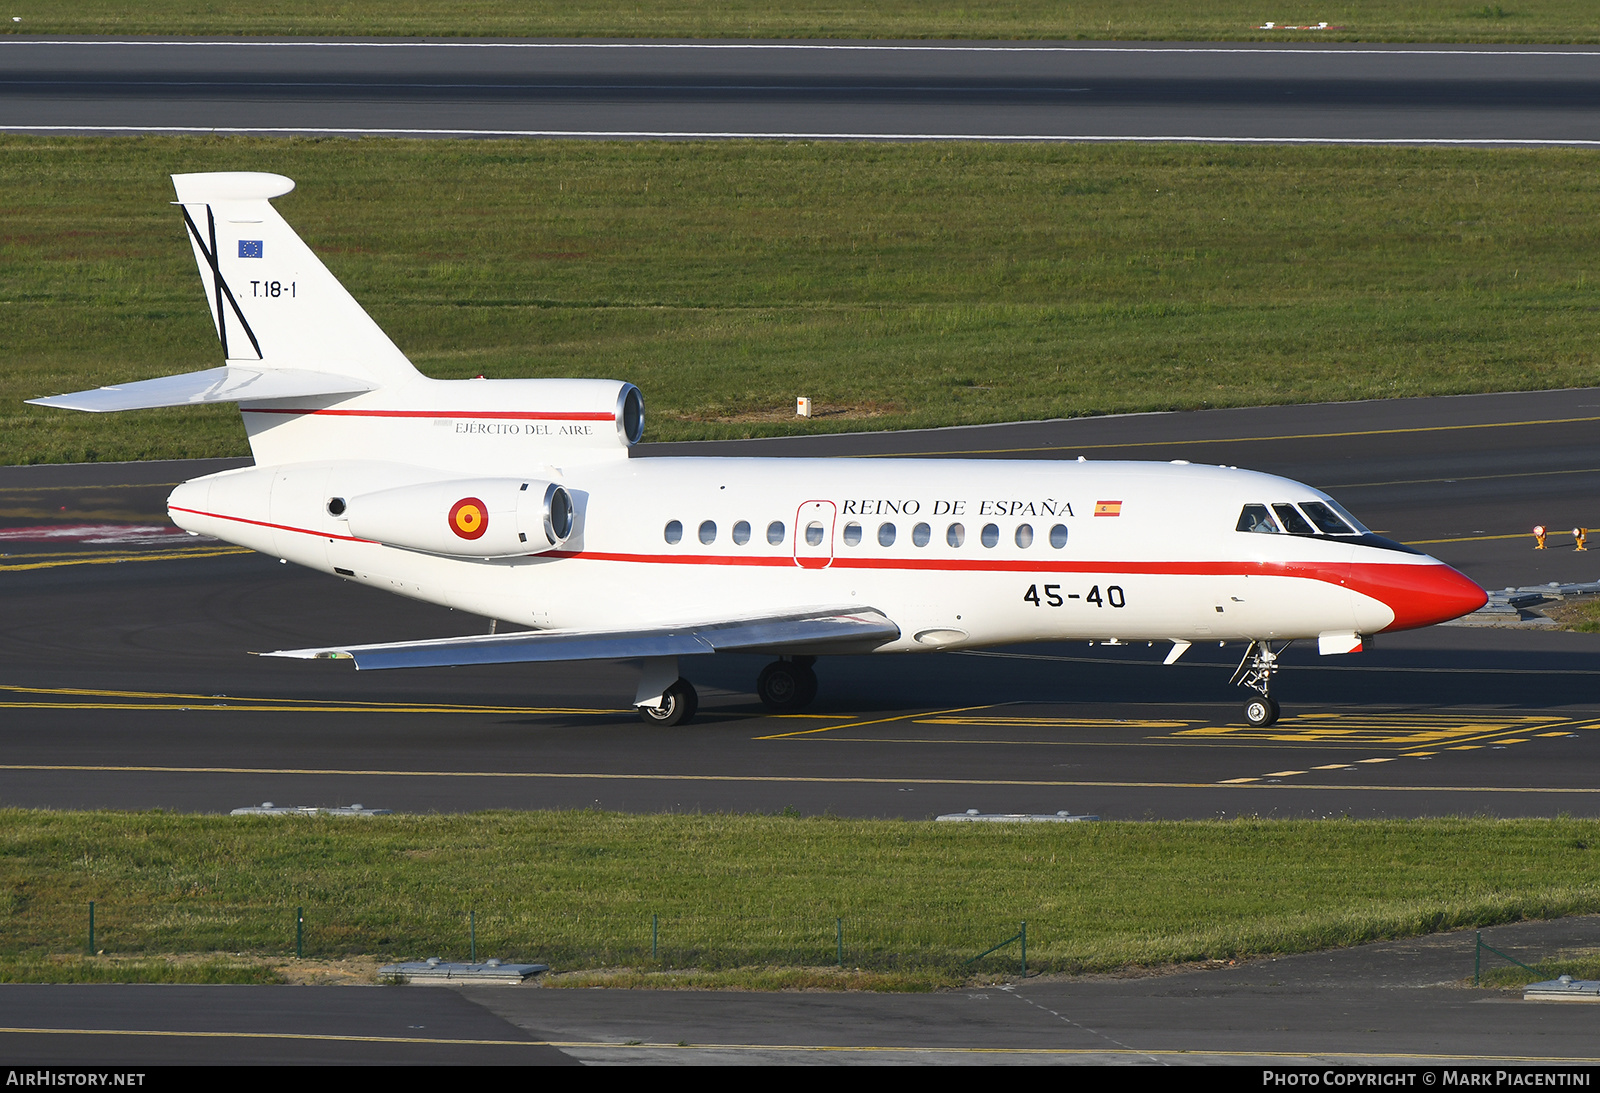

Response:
(27, 365), (373, 413)
(264, 607), (900, 671)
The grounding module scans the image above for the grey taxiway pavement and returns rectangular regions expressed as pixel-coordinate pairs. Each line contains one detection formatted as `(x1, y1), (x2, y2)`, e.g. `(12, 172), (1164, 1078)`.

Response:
(1, 917), (1595, 1065)
(4, 36), (1600, 143)
(5, 394), (1600, 1068)
(4, 388), (1600, 821)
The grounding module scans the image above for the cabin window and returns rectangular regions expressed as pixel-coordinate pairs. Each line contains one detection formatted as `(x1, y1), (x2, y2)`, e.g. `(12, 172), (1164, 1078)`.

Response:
(767, 521), (785, 545)
(878, 522), (896, 547)
(805, 521), (825, 547)
(842, 522), (863, 547)
(698, 520), (717, 545)
(1236, 504), (1279, 534)
(1015, 524), (1034, 548)
(1049, 524), (1068, 548)
(912, 522), (931, 547)
(946, 522), (965, 548)
(732, 520), (751, 545)
(664, 520), (683, 545)
(1300, 501), (1356, 536)
(981, 523), (1000, 548)
(1272, 503), (1316, 536)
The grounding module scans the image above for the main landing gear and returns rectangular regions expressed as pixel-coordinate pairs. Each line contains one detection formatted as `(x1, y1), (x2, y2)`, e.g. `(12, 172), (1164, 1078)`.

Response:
(756, 657), (817, 712)
(638, 678), (698, 727)
(636, 656), (820, 726)
(1231, 640), (1289, 727)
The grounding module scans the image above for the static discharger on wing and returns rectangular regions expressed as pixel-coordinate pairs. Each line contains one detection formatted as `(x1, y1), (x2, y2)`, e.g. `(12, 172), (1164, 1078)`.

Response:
(29, 173), (1488, 728)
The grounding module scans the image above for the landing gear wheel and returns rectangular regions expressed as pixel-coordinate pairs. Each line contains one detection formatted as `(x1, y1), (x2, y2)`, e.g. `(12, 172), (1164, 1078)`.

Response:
(639, 678), (698, 726)
(1242, 695), (1280, 728)
(756, 661), (818, 711)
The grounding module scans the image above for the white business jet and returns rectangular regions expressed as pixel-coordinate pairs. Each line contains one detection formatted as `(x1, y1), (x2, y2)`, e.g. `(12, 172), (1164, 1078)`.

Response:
(31, 173), (1488, 728)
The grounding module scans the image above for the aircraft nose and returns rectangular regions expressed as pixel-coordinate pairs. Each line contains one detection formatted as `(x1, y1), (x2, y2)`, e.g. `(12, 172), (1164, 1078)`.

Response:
(1368, 561), (1488, 632)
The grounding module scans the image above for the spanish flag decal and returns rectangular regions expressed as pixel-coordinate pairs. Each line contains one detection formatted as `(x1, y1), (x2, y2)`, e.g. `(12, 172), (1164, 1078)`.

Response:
(1094, 500), (1123, 517)
(448, 497), (489, 540)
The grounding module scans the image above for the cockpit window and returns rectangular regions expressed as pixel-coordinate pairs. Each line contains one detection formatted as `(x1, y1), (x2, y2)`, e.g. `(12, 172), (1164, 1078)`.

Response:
(1300, 501), (1357, 536)
(1322, 498), (1370, 535)
(1272, 503), (1316, 536)
(1237, 504), (1280, 534)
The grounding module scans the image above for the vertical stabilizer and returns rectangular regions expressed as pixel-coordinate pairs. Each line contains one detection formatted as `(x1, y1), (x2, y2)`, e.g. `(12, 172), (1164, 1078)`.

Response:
(170, 172), (421, 388)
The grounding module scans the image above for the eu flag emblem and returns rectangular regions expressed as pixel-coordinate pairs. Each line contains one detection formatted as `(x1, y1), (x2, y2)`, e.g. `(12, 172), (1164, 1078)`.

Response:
(238, 240), (263, 259)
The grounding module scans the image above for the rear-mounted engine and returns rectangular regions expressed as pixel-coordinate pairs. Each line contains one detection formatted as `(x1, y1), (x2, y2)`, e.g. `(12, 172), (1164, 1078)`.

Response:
(341, 477), (574, 557)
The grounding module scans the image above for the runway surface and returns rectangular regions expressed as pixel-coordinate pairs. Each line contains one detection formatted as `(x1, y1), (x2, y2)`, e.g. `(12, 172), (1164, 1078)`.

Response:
(4, 388), (1600, 820)
(3, 917), (1596, 1065)
(5, 36), (1600, 143)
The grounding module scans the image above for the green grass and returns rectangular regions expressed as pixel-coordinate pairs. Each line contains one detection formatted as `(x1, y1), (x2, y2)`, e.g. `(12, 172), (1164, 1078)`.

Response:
(8, 137), (1600, 464)
(1478, 950), (1600, 988)
(0, 810), (1594, 988)
(3, 1), (1599, 42)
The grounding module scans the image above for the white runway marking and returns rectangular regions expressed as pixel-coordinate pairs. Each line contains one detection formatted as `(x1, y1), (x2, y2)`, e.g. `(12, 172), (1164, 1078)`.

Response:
(3, 40), (1600, 58)
(6, 125), (1600, 146)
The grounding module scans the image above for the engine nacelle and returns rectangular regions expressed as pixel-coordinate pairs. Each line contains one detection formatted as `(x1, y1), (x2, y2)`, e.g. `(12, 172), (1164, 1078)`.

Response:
(341, 477), (574, 557)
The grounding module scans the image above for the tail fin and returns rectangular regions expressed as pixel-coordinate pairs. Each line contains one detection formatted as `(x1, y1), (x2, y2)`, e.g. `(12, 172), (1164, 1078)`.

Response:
(170, 172), (421, 388)
(31, 172), (418, 413)
(32, 173), (644, 474)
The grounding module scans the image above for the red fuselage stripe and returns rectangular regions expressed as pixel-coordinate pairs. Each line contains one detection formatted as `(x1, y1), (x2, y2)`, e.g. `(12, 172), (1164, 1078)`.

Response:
(240, 408), (615, 421)
(174, 505), (1419, 583)
(172, 504), (1485, 628)
(168, 505), (374, 544)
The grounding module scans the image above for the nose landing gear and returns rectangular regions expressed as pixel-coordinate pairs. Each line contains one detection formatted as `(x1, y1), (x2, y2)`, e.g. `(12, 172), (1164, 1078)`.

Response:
(1232, 640), (1289, 727)
(756, 657), (818, 711)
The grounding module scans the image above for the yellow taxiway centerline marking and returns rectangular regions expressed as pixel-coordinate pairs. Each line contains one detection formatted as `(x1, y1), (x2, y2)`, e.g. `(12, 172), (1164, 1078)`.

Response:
(0, 1025), (545, 1047)
(0, 684), (619, 716)
(817, 737), (1403, 750)
(1402, 532), (1542, 545)
(0, 482), (183, 492)
(958, 649), (1600, 677)
(1331, 465), (1600, 491)
(919, 716), (1199, 729)
(0, 1026), (1589, 1061)
(866, 413), (1600, 459)
(0, 703), (616, 714)
(752, 703), (1000, 740)
(0, 547), (249, 571)
(0, 547), (214, 562)
(0, 763), (1596, 793)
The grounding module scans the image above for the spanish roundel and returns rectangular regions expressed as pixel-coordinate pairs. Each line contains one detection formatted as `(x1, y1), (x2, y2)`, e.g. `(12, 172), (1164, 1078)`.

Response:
(448, 497), (488, 540)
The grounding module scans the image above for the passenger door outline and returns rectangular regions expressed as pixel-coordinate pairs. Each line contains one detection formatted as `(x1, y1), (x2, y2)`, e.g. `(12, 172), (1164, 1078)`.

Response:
(794, 500), (836, 569)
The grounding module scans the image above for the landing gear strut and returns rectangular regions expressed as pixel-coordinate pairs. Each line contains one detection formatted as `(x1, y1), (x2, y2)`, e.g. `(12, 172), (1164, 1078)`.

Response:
(756, 657), (817, 711)
(1231, 640), (1289, 727)
(639, 678), (698, 727)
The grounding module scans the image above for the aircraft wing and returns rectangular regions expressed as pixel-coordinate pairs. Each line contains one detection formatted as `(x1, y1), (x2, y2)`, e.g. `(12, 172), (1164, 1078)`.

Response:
(263, 606), (900, 670)
(27, 365), (373, 412)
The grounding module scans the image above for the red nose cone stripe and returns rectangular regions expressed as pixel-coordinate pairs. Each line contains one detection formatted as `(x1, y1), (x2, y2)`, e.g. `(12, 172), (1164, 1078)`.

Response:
(1350, 562), (1487, 632)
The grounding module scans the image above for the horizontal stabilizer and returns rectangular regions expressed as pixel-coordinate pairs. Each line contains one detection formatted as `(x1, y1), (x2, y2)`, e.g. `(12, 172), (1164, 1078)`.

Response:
(265, 607), (900, 670)
(27, 366), (373, 413)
